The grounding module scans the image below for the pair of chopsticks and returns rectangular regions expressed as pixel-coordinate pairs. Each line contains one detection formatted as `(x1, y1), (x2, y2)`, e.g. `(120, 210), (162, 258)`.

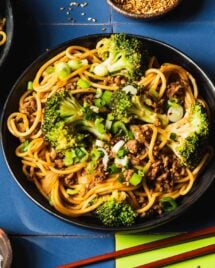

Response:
(57, 225), (215, 268)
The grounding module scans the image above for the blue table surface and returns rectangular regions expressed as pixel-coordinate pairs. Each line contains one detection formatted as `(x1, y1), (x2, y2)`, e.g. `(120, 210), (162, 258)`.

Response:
(0, 0), (215, 267)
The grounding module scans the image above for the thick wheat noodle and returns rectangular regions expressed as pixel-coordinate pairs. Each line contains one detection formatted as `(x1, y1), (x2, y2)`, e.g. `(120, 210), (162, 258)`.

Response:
(0, 30), (6, 46)
(145, 68), (167, 98)
(147, 125), (158, 163)
(7, 93), (41, 137)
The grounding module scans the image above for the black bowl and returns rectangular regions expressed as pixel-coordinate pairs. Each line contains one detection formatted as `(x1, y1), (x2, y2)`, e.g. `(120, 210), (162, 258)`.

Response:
(1, 34), (215, 232)
(0, 0), (14, 68)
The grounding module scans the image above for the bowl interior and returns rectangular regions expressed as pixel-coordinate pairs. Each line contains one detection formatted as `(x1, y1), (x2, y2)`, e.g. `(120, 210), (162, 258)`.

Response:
(1, 34), (215, 232)
(0, 0), (14, 68)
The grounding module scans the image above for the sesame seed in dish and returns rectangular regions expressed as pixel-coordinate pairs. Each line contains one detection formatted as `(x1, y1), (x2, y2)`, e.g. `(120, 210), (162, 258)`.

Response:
(110, 0), (181, 18)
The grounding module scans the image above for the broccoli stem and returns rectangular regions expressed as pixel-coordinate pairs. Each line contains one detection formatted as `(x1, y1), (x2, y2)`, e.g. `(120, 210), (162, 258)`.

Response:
(130, 96), (168, 126)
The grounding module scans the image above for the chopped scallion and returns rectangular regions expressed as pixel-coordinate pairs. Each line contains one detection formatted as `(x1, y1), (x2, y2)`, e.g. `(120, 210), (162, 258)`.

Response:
(21, 140), (30, 152)
(45, 66), (55, 75)
(27, 81), (33, 91)
(68, 59), (88, 70)
(93, 63), (108, 76)
(129, 172), (143, 186)
(167, 104), (184, 122)
(160, 196), (177, 212)
(77, 78), (91, 89)
(55, 62), (71, 80)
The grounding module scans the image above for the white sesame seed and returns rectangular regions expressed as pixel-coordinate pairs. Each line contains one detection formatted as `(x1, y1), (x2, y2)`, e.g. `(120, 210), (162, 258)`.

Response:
(80, 2), (88, 7)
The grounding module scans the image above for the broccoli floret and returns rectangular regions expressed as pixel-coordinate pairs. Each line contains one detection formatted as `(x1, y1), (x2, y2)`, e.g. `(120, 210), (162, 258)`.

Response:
(109, 89), (168, 126)
(95, 33), (149, 80)
(109, 90), (133, 123)
(42, 90), (110, 152)
(96, 198), (136, 227)
(166, 102), (209, 167)
(42, 91), (84, 151)
(42, 90), (83, 133)
(44, 121), (76, 151)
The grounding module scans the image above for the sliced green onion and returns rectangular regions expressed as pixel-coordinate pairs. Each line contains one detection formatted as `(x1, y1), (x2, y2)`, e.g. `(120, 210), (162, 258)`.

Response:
(63, 147), (88, 166)
(101, 91), (112, 105)
(97, 148), (109, 169)
(112, 140), (125, 154)
(115, 156), (129, 167)
(167, 104), (184, 122)
(95, 88), (102, 98)
(55, 62), (71, 80)
(91, 147), (104, 160)
(94, 91), (112, 107)
(105, 119), (112, 130)
(68, 59), (88, 70)
(21, 140), (30, 152)
(117, 147), (128, 158)
(108, 163), (120, 174)
(95, 139), (104, 147)
(95, 118), (106, 134)
(77, 78), (91, 89)
(45, 66), (55, 75)
(94, 98), (102, 108)
(75, 147), (86, 159)
(90, 105), (99, 113)
(27, 81), (33, 91)
(160, 196), (177, 212)
(63, 150), (76, 166)
(93, 63), (108, 76)
(111, 121), (129, 137)
(129, 172), (143, 186)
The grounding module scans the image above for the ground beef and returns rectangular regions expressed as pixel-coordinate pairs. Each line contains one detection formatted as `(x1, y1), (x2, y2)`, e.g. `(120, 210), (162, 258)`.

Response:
(166, 80), (186, 103)
(130, 125), (152, 146)
(146, 150), (187, 193)
(63, 174), (75, 187)
(103, 75), (127, 86)
(125, 139), (139, 154)
(54, 159), (65, 169)
(22, 98), (37, 115)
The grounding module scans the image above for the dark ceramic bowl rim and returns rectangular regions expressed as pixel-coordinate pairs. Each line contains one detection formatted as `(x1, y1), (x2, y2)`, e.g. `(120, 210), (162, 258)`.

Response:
(0, 0), (14, 68)
(107, 0), (183, 19)
(1, 33), (215, 232)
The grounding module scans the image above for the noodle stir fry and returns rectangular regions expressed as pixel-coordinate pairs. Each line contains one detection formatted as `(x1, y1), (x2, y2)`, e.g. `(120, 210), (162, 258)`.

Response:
(7, 34), (211, 227)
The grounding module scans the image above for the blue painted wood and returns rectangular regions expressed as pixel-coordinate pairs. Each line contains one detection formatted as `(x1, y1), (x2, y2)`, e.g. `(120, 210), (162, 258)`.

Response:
(0, 0), (215, 267)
